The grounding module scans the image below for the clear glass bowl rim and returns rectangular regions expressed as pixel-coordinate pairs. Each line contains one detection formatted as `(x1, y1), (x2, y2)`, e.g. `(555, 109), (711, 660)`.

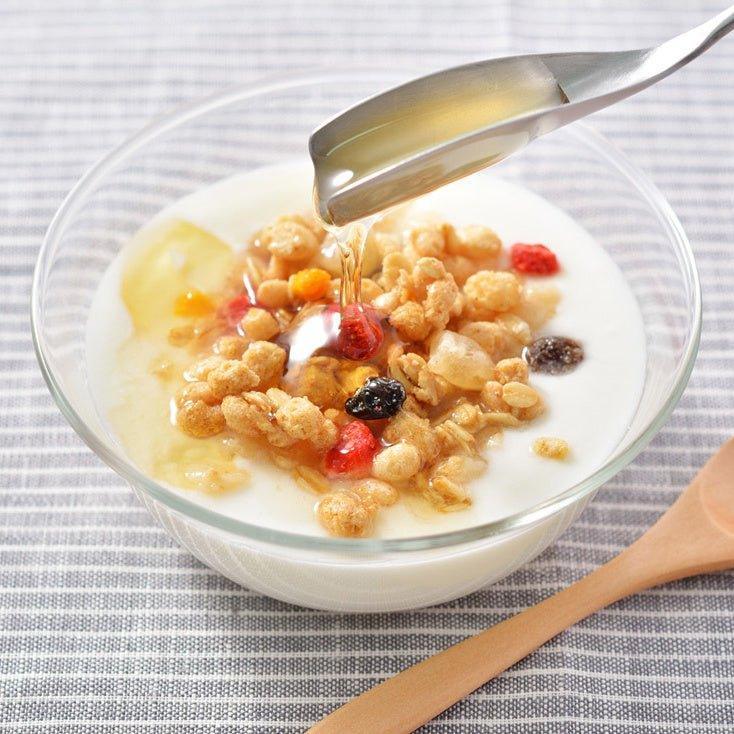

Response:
(31, 69), (702, 554)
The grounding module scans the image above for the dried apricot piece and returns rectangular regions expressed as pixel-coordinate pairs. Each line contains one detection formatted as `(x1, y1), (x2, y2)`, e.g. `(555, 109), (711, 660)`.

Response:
(290, 268), (332, 301)
(173, 289), (214, 318)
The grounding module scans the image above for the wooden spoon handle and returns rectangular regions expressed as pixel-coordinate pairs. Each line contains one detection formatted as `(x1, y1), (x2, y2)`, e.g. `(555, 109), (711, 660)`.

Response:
(310, 473), (734, 734)
(308, 550), (642, 734)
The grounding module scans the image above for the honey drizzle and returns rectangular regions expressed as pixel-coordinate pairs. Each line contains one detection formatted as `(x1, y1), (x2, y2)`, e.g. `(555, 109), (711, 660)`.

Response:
(329, 221), (369, 310)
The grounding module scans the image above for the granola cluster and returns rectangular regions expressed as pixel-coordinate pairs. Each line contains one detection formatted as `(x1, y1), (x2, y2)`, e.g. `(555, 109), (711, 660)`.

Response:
(166, 212), (575, 537)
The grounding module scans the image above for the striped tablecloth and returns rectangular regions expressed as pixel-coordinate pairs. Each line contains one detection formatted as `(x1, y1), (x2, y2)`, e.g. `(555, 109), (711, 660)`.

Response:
(2, 1), (733, 731)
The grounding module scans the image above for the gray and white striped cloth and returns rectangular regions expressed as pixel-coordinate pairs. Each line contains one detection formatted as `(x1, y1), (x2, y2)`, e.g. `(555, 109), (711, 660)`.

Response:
(2, 1), (733, 731)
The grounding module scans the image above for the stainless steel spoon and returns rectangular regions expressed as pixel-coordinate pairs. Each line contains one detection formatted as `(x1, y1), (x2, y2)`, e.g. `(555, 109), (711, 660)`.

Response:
(311, 4), (734, 226)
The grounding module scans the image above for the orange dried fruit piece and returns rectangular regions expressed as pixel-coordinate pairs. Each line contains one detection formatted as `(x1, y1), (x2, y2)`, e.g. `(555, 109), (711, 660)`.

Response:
(290, 268), (331, 301)
(338, 364), (379, 395)
(173, 289), (215, 318)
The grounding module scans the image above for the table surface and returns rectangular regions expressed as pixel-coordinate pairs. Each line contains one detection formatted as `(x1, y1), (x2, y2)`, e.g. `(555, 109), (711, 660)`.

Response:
(2, 1), (733, 732)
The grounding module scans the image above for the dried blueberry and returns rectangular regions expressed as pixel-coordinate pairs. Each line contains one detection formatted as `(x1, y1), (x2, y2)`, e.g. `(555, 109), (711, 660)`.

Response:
(345, 377), (406, 420)
(524, 336), (584, 375)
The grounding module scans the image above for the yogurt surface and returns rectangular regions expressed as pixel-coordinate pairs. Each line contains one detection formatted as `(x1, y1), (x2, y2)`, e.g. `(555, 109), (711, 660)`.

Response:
(86, 160), (646, 538)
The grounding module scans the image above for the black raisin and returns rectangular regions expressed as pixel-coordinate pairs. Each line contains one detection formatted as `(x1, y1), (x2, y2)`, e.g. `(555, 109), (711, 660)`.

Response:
(345, 377), (406, 420)
(524, 336), (584, 375)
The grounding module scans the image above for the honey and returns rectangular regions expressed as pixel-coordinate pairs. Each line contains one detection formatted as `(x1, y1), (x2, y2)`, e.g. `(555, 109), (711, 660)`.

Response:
(311, 58), (568, 226)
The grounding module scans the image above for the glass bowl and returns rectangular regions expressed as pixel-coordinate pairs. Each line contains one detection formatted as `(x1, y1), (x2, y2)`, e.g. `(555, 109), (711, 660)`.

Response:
(32, 71), (700, 612)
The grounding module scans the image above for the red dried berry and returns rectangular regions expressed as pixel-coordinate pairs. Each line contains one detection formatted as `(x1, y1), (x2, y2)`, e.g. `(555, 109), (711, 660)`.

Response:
(324, 420), (379, 477)
(336, 304), (383, 361)
(510, 243), (560, 276)
(221, 293), (252, 328)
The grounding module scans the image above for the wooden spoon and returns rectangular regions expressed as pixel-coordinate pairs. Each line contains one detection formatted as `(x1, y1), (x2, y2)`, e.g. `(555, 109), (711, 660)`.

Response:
(309, 438), (734, 734)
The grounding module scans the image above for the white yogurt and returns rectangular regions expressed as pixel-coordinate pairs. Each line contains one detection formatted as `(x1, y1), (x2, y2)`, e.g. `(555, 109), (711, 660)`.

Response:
(87, 160), (646, 540)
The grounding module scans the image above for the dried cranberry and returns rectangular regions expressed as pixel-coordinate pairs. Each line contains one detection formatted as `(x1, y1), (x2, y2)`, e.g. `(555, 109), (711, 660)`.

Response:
(345, 377), (406, 420)
(324, 420), (379, 477)
(524, 336), (584, 374)
(336, 304), (383, 361)
(221, 293), (252, 328)
(510, 243), (560, 276)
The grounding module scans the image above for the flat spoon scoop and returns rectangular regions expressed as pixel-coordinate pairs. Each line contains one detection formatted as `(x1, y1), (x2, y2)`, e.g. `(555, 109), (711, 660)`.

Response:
(311, 4), (734, 225)
(309, 438), (734, 734)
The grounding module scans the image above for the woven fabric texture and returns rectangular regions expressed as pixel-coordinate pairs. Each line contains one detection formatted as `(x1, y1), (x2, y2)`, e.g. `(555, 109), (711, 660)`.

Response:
(1, 1), (733, 731)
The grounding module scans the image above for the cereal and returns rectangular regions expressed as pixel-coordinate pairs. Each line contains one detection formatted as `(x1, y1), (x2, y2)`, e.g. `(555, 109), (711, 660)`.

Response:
(360, 278), (384, 303)
(458, 321), (509, 362)
(389, 352), (448, 406)
(257, 215), (323, 261)
(433, 455), (486, 483)
(532, 436), (570, 460)
(163, 208), (571, 537)
(240, 307), (280, 341)
(269, 389), (338, 452)
(434, 420), (476, 454)
(265, 255), (292, 280)
(389, 301), (430, 341)
(293, 465), (331, 494)
(214, 335), (249, 360)
(463, 270), (521, 317)
(382, 410), (440, 466)
(412, 257), (448, 294)
(241, 341), (286, 386)
(290, 356), (346, 410)
(355, 479), (399, 510)
(207, 359), (259, 399)
(372, 442), (422, 481)
(494, 313), (532, 347)
(493, 358), (529, 385)
(378, 251), (413, 291)
(450, 402), (490, 433)
(424, 475), (471, 512)
(502, 381), (539, 408)
(480, 380), (506, 412)
(483, 411), (523, 427)
(423, 278), (459, 330)
(316, 491), (373, 537)
(405, 224), (447, 258)
(223, 389), (336, 451)
(222, 392), (293, 447)
(175, 382), (226, 438)
(447, 225), (502, 260)
(256, 279), (291, 309)
(186, 355), (225, 381)
(515, 285), (560, 330)
(443, 254), (480, 285)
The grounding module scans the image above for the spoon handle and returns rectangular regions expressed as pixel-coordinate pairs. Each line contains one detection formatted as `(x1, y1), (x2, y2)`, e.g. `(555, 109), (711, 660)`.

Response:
(308, 483), (734, 734)
(308, 549), (649, 734)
